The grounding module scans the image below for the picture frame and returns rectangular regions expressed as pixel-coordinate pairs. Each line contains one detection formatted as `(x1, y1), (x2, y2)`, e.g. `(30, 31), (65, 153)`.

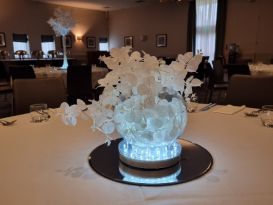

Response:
(156, 34), (167, 47)
(61, 35), (72, 48)
(0, 32), (6, 47)
(86, 37), (96, 48)
(124, 36), (133, 47)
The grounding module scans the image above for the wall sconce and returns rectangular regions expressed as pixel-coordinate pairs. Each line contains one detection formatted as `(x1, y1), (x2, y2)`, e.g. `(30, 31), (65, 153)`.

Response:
(76, 36), (83, 41)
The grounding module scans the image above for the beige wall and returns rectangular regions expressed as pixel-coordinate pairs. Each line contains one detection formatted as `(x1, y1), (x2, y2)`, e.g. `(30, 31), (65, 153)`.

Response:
(109, 3), (189, 58)
(0, 0), (272, 63)
(108, 0), (273, 62)
(225, 0), (273, 63)
(0, 0), (108, 63)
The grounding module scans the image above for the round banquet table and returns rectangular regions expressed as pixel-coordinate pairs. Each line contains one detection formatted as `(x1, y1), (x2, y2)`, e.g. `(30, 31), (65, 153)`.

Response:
(249, 64), (273, 76)
(34, 66), (108, 89)
(0, 105), (273, 205)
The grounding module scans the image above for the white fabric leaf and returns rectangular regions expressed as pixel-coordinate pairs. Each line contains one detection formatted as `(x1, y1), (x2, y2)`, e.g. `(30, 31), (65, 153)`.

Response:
(129, 51), (142, 62)
(177, 52), (193, 64)
(186, 54), (203, 72)
(101, 121), (115, 135)
(190, 78), (203, 87)
(58, 48), (203, 144)
(137, 83), (151, 96)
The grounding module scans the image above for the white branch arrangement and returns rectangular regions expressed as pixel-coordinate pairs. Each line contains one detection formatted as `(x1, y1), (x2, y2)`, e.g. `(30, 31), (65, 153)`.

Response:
(48, 8), (75, 69)
(59, 47), (203, 145)
(47, 8), (75, 36)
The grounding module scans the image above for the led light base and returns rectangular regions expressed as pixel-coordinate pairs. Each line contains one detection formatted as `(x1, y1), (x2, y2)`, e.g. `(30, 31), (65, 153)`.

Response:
(118, 139), (182, 169)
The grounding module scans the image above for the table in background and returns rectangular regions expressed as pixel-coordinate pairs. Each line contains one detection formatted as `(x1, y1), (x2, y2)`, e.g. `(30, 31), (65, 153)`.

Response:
(34, 66), (108, 89)
(0, 105), (273, 205)
(249, 63), (273, 76)
(0, 58), (77, 68)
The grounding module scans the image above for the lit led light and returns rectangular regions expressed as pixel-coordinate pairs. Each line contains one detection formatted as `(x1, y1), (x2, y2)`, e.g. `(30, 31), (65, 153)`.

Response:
(119, 140), (181, 162)
(119, 164), (181, 185)
(118, 139), (182, 169)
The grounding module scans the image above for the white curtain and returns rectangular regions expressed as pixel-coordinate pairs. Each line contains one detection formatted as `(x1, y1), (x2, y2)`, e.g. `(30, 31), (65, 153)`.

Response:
(13, 42), (31, 58)
(41, 42), (56, 58)
(195, 0), (218, 62)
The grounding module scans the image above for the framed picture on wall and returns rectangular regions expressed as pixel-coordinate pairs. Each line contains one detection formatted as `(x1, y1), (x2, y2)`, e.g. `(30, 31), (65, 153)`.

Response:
(86, 37), (96, 48)
(124, 36), (133, 47)
(156, 34), (167, 47)
(0, 32), (6, 47)
(61, 35), (72, 48)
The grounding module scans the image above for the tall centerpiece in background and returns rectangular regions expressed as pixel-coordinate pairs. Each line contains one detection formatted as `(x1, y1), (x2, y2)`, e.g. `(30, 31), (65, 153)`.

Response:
(48, 8), (75, 69)
(59, 47), (202, 169)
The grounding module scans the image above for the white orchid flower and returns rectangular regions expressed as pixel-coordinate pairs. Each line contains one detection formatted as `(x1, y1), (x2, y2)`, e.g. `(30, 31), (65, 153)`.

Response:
(76, 99), (90, 120)
(177, 52), (193, 64)
(190, 78), (203, 87)
(59, 47), (202, 145)
(129, 51), (142, 62)
(59, 102), (80, 126)
(186, 54), (203, 72)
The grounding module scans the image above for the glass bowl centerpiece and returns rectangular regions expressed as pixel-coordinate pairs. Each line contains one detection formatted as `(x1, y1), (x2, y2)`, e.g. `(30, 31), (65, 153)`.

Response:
(59, 47), (202, 169)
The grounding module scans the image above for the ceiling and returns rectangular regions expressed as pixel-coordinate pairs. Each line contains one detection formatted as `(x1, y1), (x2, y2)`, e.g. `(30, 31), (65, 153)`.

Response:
(33, 0), (186, 11)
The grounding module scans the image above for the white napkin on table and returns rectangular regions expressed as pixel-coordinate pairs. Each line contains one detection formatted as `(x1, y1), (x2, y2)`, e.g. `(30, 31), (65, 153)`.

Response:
(213, 105), (245, 115)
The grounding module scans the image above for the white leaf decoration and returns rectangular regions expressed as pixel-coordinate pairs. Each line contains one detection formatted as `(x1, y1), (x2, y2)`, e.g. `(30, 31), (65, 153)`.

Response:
(177, 52), (193, 64)
(47, 8), (75, 36)
(186, 54), (203, 72)
(59, 47), (203, 145)
(129, 51), (142, 62)
(137, 83), (151, 96)
(190, 78), (203, 87)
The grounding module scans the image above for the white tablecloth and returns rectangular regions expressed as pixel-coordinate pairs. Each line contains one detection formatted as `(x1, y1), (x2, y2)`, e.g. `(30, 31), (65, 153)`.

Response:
(0, 105), (273, 205)
(249, 64), (273, 76)
(34, 66), (108, 89)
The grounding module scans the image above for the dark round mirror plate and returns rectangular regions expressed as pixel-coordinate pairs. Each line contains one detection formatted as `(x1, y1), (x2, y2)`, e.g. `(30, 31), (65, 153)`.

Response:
(88, 138), (213, 186)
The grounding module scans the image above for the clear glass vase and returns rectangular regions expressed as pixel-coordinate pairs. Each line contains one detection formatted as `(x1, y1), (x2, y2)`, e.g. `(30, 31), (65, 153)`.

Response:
(114, 88), (187, 169)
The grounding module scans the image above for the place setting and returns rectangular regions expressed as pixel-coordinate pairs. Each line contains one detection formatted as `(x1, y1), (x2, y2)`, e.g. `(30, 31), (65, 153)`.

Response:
(29, 103), (51, 123)
(0, 119), (17, 126)
(254, 105), (273, 128)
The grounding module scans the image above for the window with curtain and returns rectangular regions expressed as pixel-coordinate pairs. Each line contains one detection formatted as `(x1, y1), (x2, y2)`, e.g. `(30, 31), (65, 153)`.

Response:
(195, 0), (218, 62)
(13, 33), (30, 58)
(41, 35), (56, 58)
(99, 37), (109, 51)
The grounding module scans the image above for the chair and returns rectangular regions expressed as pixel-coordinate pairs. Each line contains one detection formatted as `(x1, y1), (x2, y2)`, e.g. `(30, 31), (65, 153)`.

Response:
(67, 65), (95, 105)
(207, 59), (229, 103)
(0, 84), (13, 117)
(0, 61), (11, 95)
(227, 64), (250, 79)
(0, 84), (12, 99)
(227, 75), (273, 108)
(215, 55), (226, 66)
(13, 78), (66, 115)
(86, 51), (109, 68)
(9, 65), (36, 84)
(194, 56), (210, 80)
